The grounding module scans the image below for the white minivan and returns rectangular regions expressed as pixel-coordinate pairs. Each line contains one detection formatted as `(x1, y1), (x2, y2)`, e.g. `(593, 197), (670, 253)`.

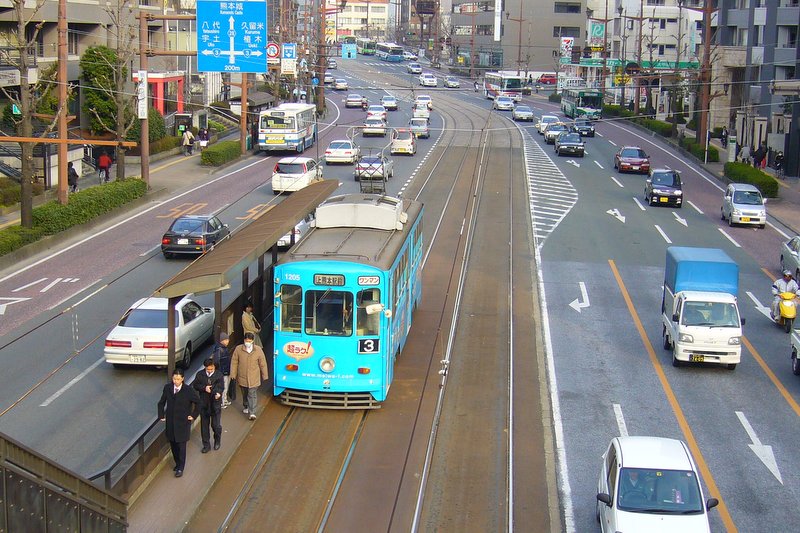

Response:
(271, 156), (322, 194)
(721, 182), (767, 228)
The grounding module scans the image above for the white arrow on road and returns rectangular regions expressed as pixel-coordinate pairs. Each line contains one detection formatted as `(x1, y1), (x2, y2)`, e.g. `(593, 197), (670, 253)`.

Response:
(606, 208), (626, 223)
(672, 211), (687, 227)
(566, 159), (580, 168)
(0, 297), (30, 315)
(736, 411), (782, 484)
(569, 281), (590, 312)
(746, 291), (772, 319)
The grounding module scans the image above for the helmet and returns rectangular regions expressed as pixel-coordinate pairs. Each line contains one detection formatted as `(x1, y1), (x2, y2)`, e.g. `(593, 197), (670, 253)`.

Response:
(783, 269), (792, 277)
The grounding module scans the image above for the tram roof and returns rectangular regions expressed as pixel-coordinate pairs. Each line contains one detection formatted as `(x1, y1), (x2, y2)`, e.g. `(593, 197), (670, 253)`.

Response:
(154, 180), (340, 298)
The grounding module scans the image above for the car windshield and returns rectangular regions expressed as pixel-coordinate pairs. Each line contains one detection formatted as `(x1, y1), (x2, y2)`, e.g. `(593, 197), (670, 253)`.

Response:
(733, 190), (763, 205)
(347, 94), (362, 101)
(576, 120), (591, 126)
(365, 119), (383, 125)
(652, 172), (680, 187)
(498, 97), (512, 102)
(396, 131), (413, 140)
(548, 124), (567, 132)
(119, 308), (176, 328)
(170, 218), (206, 233)
(329, 141), (351, 150)
(516, 106), (532, 113)
(417, 96), (430, 102)
(681, 301), (739, 327)
(368, 106), (384, 112)
(276, 163), (305, 174)
(410, 119), (427, 127)
(561, 133), (582, 143)
(382, 97), (396, 103)
(616, 467), (704, 514)
(336, 79), (346, 84)
(543, 117), (557, 123)
(622, 148), (647, 158)
(360, 157), (381, 165)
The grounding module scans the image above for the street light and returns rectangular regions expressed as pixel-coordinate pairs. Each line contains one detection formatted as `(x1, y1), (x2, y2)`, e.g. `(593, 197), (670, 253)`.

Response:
(586, 0), (610, 103)
(617, 5), (628, 108)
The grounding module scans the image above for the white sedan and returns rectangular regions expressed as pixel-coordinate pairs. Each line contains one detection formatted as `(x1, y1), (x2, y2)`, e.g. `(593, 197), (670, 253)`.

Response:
(366, 105), (388, 120)
(334, 79), (349, 90)
(419, 73), (438, 87)
(415, 94), (433, 110)
(492, 96), (515, 111)
(362, 117), (388, 136)
(324, 139), (361, 164)
(104, 296), (214, 368)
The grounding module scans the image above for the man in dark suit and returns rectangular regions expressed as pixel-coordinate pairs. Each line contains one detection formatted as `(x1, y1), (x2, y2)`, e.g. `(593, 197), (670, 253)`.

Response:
(158, 368), (199, 478)
(192, 357), (224, 452)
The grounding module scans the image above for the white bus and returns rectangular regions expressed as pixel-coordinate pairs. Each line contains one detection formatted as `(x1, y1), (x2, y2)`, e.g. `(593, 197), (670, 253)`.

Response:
(258, 103), (318, 153)
(483, 72), (524, 101)
(376, 42), (404, 62)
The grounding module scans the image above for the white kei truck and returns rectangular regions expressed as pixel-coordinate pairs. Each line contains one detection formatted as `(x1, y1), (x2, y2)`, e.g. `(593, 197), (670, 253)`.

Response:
(661, 247), (744, 370)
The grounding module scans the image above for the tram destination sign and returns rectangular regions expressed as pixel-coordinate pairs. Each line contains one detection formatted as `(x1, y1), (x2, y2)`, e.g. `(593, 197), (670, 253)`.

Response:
(314, 274), (345, 286)
(197, 1), (268, 73)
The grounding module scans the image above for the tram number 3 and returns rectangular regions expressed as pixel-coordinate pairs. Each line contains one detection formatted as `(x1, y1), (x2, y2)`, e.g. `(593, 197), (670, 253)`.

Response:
(358, 339), (380, 354)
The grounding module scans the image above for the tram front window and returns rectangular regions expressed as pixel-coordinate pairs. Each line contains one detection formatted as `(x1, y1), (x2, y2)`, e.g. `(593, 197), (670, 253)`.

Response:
(357, 288), (381, 336)
(305, 290), (353, 336)
(279, 284), (303, 332)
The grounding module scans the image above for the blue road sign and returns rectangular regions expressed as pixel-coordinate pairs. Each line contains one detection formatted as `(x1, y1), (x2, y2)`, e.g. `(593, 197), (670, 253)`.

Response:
(342, 44), (357, 59)
(312, 77), (319, 86)
(197, 1), (268, 73)
(282, 43), (296, 60)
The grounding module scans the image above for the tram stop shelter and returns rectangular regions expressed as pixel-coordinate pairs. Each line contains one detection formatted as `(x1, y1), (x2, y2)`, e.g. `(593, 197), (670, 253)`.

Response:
(153, 179), (339, 376)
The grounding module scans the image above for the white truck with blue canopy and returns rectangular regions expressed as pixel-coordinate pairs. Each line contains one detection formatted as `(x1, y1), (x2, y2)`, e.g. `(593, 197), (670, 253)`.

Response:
(662, 247), (744, 370)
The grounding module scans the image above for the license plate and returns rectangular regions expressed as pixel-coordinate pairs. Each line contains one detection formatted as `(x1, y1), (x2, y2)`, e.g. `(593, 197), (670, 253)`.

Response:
(689, 354), (704, 362)
(267, 139), (283, 144)
(740, 217), (750, 222)
(660, 197), (668, 203)
(130, 355), (146, 363)
(177, 238), (189, 245)
(632, 166), (640, 170)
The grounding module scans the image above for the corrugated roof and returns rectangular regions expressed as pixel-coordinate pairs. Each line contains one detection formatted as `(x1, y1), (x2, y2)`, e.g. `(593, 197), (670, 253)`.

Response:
(154, 180), (340, 298)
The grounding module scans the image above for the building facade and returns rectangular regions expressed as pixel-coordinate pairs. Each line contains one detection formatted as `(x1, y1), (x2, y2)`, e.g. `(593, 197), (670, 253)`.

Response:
(326, 0), (391, 41)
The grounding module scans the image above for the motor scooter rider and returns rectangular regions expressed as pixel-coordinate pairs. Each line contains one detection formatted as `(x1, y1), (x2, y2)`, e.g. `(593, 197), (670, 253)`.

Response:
(772, 269), (800, 318)
(361, 97), (368, 111)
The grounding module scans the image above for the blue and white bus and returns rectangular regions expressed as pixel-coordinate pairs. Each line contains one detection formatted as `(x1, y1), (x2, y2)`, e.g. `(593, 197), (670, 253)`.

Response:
(376, 42), (404, 62)
(273, 194), (424, 408)
(257, 103), (317, 153)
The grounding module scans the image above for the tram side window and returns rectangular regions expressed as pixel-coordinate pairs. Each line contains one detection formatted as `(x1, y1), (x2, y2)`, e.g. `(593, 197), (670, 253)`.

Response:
(279, 284), (303, 332)
(305, 290), (354, 336)
(357, 289), (381, 336)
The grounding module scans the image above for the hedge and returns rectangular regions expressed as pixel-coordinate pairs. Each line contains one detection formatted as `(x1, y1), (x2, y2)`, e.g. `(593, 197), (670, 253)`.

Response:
(723, 162), (779, 198)
(602, 105), (635, 119)
(207, 119), (227, 133)
(1, 178), (45, 207)
(201, 140), (241, 166)
(151, 135), (182, 154)
(548, 92), (561, 103)
(0, 178), (148, 256)
(679, 136), (720, 162)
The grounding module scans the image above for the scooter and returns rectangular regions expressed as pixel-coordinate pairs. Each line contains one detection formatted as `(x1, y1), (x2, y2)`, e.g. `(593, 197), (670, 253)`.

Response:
(773, 292), (797, 333)
(361, 100), (369, 111)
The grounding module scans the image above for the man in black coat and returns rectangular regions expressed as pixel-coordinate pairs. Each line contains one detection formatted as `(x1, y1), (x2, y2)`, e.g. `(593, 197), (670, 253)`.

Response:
(158, 368), (199, 478)
(193, 357), (224, 452)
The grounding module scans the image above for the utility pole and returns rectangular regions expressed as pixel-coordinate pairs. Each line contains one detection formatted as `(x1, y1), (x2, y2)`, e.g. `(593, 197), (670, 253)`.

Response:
(634, 0), (644, 115)
(672, 0), (684, 139)
(57, 0), (68, 204)
(317, 0), (327, 115)
(697, 0), (713, 145)
(586, 0), (611, 103)
(506, 1), (524, 77)
(139, 14), (150, 187)
(617, 5), (628, 108)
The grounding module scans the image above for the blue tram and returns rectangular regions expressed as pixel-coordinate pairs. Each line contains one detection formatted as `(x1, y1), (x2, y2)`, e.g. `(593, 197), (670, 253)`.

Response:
(273, 194), (424, 408)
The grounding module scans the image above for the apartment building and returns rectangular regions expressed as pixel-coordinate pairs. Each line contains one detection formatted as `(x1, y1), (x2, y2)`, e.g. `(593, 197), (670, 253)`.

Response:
(326, 0), (391, 41)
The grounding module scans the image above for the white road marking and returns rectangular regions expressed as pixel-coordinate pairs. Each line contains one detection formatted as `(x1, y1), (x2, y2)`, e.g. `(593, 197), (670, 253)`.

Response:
(735, 411), (783, 484)
(0, 297), (31, 315)
(654, 224), (672, 243)
(140, 244), (161, 257)
(12, 277), (47, 292)
(745, 291), (772, 319)
(568, 281), (590, 312)
(58, 282), (107, 312)
(613, 403), (629, 437)
(610, 176), (624, 188)
(633, 197), (646, 211)
(673, 212), (688, 227)
(687, 200), (704, 214)
(607, 139), (615, 146)
(594, 161), (604, 169)
(40, 357), (105, 407)
(767, 220), (791, 239)
(718, 228), (742, 247)
(607, 208), (626, 223)
(39, 277), (63, 292)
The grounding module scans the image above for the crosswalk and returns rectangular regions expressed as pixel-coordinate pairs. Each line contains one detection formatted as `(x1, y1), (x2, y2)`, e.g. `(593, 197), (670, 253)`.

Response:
(520, 128), (578, 249)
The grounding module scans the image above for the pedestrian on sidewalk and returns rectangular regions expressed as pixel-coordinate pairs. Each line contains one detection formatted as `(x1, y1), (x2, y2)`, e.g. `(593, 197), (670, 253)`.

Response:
(193, 358), (224, 452)
(242, 301), (263, 348)
(230, 332), (268, 421)
(97, 152), (112, 182)
(157, 368), (199, 478)
(67, 162), (79, 193)
(721, 126), (728, 148)
(182, 129), (195, 156)
(198, 128), (210, 151)
(211, 332), (233, 408)
(739, 144), (751, 165)
(753, 143), (766, 169)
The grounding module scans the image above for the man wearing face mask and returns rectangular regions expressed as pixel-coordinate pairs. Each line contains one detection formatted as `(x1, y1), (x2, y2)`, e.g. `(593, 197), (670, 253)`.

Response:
(230, 332), (269, 420)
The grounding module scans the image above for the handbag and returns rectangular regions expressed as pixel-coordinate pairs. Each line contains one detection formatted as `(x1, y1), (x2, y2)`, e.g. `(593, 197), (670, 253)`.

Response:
(228, 378), (237, 400)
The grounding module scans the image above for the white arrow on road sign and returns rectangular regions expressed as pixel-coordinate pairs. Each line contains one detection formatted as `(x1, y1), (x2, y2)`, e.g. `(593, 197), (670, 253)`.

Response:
(569, 281), (590, 313)
(736, 411), (782, 484)
(566, 159), (580, 168)
(0, 297), (31, 315)
(606, 208), (626, 223)
(745, 291), (772, 319)
(672, 211), (687, 227)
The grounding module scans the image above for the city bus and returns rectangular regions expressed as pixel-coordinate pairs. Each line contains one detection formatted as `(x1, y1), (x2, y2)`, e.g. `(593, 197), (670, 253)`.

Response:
(561, 87), (603, 120)
(376, 42), (404, 62)
(257, 103), (318, 153)
(273, 194), (424, 408)
(341, 35), (357, 45)
(356, 37), (377, 55)
(483, 71), (524, 101)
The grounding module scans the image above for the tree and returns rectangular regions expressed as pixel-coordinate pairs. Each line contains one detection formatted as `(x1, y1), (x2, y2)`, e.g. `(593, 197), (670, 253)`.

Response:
(79, 0), (138, 180)
(0, 0), (66, 227)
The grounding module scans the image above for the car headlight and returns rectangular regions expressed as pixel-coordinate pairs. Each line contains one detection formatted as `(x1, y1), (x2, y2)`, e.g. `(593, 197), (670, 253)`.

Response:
(728, 336), (741, 345)
(679, 333), (694, 343)
(319, 357), (335, 373)
(732, 208), (741, 215)
(675, 190), (682, 195)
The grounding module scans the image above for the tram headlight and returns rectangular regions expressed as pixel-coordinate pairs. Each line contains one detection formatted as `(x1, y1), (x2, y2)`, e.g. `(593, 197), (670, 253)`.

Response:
(319, 357), (336, 373)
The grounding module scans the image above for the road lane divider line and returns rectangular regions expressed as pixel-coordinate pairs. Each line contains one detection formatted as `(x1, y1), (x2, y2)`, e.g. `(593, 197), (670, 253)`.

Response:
(654, 224), (672, 243)
(687, 200), (704, 214)
(612, 403), (629, 437)
(718, 228), (742, 247)
(611, 176), (624, 188)
(40, 357), (105, 407)
(595, 161), (604, 169)
(633, 197), (646, 211)
(742, 336), (800, 418)
(766, 220), (791, 239)
(139, 244), (160, 257)
(608, 259), (737, 532)
(12, 277), (48, 292)
(60, 282), (107, 313)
